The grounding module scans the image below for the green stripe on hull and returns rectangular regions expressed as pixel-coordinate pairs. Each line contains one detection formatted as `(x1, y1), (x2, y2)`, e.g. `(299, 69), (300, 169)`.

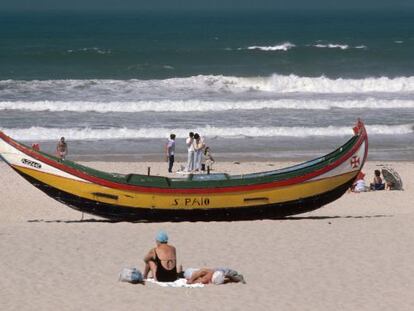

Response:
(26, 135), (358, 189)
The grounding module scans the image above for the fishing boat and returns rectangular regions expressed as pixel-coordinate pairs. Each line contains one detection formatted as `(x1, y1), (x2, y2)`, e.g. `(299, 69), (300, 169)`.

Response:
(0, 120), (368, 222)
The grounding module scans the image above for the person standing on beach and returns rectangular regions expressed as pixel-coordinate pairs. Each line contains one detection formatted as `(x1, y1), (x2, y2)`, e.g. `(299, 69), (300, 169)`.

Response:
(166, 133), (176, 173)
(56, 137), (68, 160)
(203, 146), (215, 170)
(193, 133), (205, 172)
(185, 132), (195, 172)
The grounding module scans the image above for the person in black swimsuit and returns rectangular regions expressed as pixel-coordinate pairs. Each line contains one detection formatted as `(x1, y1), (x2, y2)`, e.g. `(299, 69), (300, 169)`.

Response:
(152, 248), (177, 282)
(143, 230), (179, 282)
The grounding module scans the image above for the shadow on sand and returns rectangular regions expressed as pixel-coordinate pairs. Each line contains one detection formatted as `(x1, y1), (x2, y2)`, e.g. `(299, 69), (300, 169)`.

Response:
(284, 214), (392, 220)
(27, 214), (393, 224)
(27, 218), (120, 224)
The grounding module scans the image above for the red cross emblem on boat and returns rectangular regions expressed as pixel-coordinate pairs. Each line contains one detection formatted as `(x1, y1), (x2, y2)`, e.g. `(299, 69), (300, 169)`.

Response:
(350, 156), (360, 168)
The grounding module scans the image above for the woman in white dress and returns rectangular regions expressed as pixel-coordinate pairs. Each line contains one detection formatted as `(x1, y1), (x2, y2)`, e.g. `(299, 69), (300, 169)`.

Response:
(193, 133), (205, 172)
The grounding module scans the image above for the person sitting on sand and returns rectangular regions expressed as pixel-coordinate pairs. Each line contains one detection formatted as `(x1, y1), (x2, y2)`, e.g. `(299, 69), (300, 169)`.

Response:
(143, 230), (178, 282)
(351, 171), (368, 193)
(56, 137), (68, 160)
(386, 181), (396, 190)
(184, 267), (245, 285)
(370, 169), (385, 191)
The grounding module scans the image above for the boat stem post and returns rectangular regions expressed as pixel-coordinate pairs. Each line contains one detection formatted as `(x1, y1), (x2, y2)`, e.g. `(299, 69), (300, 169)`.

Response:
(147, 167), (151, 176)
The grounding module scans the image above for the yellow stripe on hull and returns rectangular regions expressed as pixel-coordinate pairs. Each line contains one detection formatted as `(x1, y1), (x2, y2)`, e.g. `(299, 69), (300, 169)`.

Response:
(14, 165), (357, 210)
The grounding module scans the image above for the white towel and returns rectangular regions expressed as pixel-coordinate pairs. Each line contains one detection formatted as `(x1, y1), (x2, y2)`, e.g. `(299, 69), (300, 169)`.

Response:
(145, 278), (204, 288)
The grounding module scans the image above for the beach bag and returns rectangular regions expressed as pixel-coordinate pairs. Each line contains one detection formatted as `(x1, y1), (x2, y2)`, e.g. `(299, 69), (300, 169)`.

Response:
(119, 268), (143, 284)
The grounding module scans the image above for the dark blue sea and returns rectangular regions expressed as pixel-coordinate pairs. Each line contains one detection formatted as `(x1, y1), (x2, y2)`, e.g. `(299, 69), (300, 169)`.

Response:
(1, 10), (413, 161)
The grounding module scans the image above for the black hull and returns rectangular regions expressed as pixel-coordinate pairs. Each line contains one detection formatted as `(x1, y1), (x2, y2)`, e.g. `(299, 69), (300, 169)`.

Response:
(15, 168), (354, 222)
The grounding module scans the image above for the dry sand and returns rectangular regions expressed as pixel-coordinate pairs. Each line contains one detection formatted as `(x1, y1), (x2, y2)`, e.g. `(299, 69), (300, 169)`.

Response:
(0, 160), (413, 311)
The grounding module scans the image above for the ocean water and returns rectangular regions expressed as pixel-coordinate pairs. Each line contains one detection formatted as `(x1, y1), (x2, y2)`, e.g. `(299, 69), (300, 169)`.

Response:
(0, 10), (413, 161)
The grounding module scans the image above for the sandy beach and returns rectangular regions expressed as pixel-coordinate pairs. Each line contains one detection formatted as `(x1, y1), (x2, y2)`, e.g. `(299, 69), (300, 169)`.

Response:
(0, 160), (413, 310)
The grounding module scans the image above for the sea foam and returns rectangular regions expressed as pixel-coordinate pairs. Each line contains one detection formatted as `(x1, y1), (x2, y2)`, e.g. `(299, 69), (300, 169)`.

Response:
(2, 75), (414, 101)
(66, 47), (111, 54)
(245, 42), (296, 51)
(312, 43), (367, 50)
(2, 124), (412, 141)
(2, 98), (414, 113)
(314, 43), (349, 50)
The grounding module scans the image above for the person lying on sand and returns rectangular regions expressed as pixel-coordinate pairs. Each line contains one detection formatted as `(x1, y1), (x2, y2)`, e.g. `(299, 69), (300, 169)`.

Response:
(184, 267), (245, 285)
(143, 230), (180, 282)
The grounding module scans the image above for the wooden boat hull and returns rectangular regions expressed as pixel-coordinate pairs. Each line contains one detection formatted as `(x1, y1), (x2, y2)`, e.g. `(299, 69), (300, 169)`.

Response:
(0, 120), (368, 221)
(12, 167), (355, 221)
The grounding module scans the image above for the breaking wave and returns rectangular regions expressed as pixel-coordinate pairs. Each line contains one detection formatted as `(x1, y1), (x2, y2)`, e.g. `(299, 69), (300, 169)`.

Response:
(238, 42), (366, 51)
(2, 74), (414, 101)
(66, 47), (111, 55)
(2, 124), (412, 141)
(313, 43), (367, 50)
(2, 98), (414, 113)
(244, 42), (296, 51)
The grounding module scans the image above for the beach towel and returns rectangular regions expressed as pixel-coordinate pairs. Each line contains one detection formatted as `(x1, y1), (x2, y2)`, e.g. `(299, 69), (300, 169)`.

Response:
(145, 278), (204, 288)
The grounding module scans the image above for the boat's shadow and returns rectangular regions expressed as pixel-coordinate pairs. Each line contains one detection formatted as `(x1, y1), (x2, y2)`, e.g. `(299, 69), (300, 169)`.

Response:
(27, 218), (118, 223)
(27, 214), (392, 224)
(285, 214), (392, 220)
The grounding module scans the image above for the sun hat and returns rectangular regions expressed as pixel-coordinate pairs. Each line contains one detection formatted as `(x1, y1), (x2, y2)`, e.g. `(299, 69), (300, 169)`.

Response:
(211, 270), (225, 285)
(356, 171), (365, 180)
(155, 230), (168, 243)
